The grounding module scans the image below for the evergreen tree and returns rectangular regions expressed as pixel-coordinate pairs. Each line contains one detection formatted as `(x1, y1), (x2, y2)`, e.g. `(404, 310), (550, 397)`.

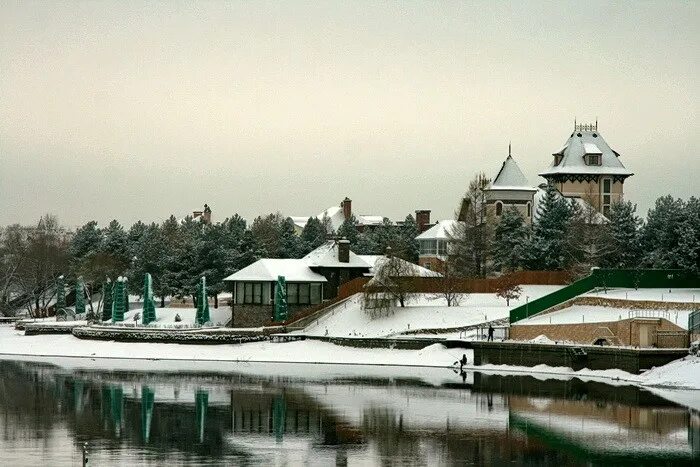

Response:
(232, 230), (265, 272)
(394, 215), (420, 262)
(277, 217), (304, 258)
(451, 173), (493, 277)
(250, 213), (284, 257)
(525, 184), (573, 270)
(492, 206), (528, 272)
(337, 214), (359, 245)
(300, 217), (327, 253)
(603, 201), (642, 268)
(641, 195), (686, 268)
(675, 197), (700, 274)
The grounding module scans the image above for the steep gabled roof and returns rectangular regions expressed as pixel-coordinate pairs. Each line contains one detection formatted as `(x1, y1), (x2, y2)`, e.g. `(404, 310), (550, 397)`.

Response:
(488, 155), (536, 192)
(540, 127), (633, 177)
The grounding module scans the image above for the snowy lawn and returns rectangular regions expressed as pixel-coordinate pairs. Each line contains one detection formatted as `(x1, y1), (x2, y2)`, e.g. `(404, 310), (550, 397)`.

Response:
(109, 306), (231, 327)
(583, 288), (700, 303)
(299, 285), (563, 338)
(516, 304), (693, 329)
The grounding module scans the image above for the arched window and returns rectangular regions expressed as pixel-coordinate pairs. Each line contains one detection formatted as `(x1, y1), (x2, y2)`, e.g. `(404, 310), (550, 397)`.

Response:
(495, 201), (503, 216)
(527, 202), (532, 218)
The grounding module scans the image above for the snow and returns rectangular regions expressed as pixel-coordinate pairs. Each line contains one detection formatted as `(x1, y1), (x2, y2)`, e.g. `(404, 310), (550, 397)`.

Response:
(358, 255), (441, 278)
(300, 286), (563, 338)
(583, 288), (700, 303)
(488, 155), (535, 191)
(582, 142), (602, 154)
(415, 219), (462, 240)
(113, 306), (231, 327)
(302, 240), (369, 268)
(529, 334), (556, 344)
(638, 356), (700, 389)
(516, 304), (693, 329)
(223, 258), (328, 282)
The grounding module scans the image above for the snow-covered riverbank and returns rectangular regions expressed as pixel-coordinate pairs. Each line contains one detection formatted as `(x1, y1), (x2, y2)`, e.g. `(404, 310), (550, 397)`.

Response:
(0, 326), (698, 392)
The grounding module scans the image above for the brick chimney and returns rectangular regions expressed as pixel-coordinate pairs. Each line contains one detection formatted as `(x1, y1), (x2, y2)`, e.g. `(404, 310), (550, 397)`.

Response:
(341, 197), (352, 220)
(415, 210), (431, 232)
(203, 203), (212, 224)
(338, 238), (350, 263)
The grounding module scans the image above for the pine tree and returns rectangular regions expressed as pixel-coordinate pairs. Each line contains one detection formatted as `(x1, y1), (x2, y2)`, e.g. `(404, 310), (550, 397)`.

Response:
(394, 215), (420, 262)
(525, 184), (573, 270)
(451, 173), (493, 277)
(300, 217), (327, 253)
(492, 206), (528, 272)
(277, 217), (303, 258)
(337, 214), (359, 245)
(675, 197), (700, 274)
(641, 195), (686, 268)
(603, 201), (642, 268)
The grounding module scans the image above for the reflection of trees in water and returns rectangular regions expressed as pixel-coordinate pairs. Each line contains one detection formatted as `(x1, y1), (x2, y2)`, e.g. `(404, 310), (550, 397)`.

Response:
(361, 406), (426, 464)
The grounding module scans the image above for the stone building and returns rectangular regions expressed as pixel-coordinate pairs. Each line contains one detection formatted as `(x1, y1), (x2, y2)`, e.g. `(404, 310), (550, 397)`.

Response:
(484, 149), (537, 223)
(539, 122), (633, 217)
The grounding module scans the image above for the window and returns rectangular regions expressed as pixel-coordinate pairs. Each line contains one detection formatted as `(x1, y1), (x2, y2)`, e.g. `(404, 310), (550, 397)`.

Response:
(587, 154), (601, 166)
(244, 283), (253, 303)
(253, 283), (262, 304)
(285, 282), (319, 305)
(287, 283), (298, 304)
(419, 239), (438, 255)
(554, 155), (563, 166)
(495, 201), (503, 216)
(310, 283), (322, 304)
(526, 202), (532, 218)
(235, 282), (244, 304)
(240, 282), (266, 305)
(601, 177), (612, 216)
(437, 240), (447, 256)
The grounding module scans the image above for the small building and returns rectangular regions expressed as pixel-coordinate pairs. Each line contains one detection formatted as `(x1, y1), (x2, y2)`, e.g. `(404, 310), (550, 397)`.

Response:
(224, 239), (370, 326)
(484, 151), (537, 223)
(415, 219), (462, 272)
(539, 122), (633, 217)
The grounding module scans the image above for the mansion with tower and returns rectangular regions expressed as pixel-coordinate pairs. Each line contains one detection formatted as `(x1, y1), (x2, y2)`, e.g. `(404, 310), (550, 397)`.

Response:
(417, 121), (633, 271)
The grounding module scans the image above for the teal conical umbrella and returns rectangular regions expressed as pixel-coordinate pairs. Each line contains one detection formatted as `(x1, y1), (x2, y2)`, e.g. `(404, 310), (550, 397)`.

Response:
(101, 279), (113, 322)
(142, 273), (156, 325)
(275, 276), (288, 322)
(75, 276), (86, 316)
(55, 275), (66, 316)
(141, 386), (155, 443)
(112, 277), (126, 322)
(195, 390), (208, 443)
(195, 277), (210, 325)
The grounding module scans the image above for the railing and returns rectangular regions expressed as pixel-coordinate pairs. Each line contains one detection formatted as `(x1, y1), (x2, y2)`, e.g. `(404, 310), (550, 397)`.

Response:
(509, 269), (699, 324)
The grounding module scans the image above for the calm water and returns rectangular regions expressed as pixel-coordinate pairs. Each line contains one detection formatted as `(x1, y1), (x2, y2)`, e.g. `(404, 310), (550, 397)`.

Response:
(0, 360), (698, 466)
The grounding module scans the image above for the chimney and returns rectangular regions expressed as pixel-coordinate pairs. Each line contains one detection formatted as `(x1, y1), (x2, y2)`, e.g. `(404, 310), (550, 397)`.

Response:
(338, 238), (350, 263)
(203, 203), (212, 224)
(415, 210), (431, 232)
(341, 197), (352, 220)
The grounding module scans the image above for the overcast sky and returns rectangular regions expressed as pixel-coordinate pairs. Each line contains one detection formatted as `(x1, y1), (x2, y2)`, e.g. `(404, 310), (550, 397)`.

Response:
(1, 1), (697, 229)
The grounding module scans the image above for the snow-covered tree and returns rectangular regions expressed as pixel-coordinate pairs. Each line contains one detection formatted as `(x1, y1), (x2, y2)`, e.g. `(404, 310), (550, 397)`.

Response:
(524, 184), (573, 270)
(277, 217), (303, 258)
(491, 206), (528, 272)
(495, 277), (522, 306)
(602, 201), (642, 268)
(675, 197), (700, 274)
(337, 214), (359, 245)
(641, 195), (686, 269)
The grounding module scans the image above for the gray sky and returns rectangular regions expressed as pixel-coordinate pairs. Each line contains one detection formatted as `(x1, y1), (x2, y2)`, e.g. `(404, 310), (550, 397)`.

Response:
(1, 1), (698, 228)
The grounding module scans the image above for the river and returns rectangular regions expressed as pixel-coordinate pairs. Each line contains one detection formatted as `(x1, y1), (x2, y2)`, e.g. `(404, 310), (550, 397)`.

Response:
(0, 359), (697, 466)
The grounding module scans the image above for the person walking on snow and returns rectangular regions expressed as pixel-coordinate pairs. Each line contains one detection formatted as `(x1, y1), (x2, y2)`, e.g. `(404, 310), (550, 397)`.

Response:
(487, 325), (494, 342)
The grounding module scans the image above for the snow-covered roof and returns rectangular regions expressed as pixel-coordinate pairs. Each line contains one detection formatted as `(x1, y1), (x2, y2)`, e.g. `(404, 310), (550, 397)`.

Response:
(223, 259), (328, 282)
(358, 215), (385, 226)
(293, 205), (386, 232)
(488, 155), (536, 192)
(358, 255), (442, 278)
(302, 240), (370, 268)
(540, 127), (633, 177)
(415, 220), (463, 240)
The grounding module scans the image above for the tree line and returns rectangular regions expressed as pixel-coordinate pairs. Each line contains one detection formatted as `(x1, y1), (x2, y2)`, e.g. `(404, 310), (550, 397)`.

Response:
(450, 174), (700, 279)
(0, 210), (420, 317)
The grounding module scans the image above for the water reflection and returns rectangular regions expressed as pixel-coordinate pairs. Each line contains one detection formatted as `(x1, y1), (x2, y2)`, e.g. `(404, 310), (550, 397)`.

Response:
(0, 360), (696, 466)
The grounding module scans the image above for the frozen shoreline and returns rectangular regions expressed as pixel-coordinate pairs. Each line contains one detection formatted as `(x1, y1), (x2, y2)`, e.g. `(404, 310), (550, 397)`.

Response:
(0, 326), (698, 393)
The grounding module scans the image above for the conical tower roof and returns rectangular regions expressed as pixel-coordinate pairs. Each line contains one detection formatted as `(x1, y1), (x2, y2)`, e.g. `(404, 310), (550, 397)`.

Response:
(489, 154), (536, 192)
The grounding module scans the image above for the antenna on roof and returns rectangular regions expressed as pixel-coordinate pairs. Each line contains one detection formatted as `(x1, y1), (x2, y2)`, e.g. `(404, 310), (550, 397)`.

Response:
(595, 117), (598, 130)
(508, 141), (511, 157)
(574, 117), (577, 130)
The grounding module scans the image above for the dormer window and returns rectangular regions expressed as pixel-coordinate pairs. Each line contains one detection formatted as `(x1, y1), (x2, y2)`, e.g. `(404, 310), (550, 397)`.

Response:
(587, 154), (601, 166)
(554, 154), (563, 166)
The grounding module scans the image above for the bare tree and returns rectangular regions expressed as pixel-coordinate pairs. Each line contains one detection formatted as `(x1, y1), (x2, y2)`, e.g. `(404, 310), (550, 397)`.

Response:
(363, 254), (418, 318)
(432, 262), (465, 307)
(495, 276), (523, 306)
(451, 173), (493, 278)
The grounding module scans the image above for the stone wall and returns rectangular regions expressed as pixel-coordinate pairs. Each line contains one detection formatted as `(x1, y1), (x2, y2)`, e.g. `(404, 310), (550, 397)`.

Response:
(542, 294), (697, 316)
(510, 317), (688, 348)
(230, 304), (310, 328)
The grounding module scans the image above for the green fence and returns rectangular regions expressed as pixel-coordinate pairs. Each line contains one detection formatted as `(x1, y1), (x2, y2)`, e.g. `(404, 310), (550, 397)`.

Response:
(509, 269), (699, 324)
